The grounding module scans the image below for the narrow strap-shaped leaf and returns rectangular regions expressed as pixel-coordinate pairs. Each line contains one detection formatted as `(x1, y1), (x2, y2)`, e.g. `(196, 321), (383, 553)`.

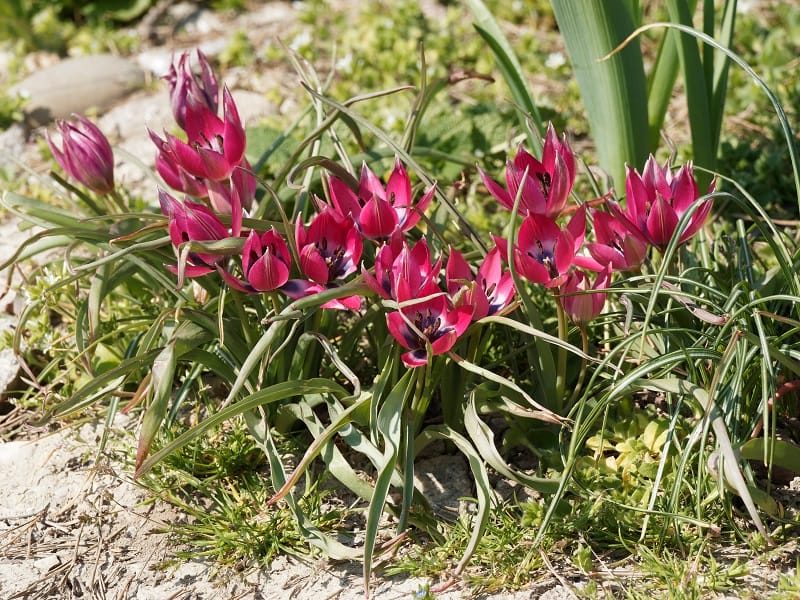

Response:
(134, 378), (348, 477)
(709, 0), (737, 155)
(363, 370), (411, 597)
(665, 0), (715, 183)
(415, 425), (494, 580)
(249, 415), (360, 560)
(449, 352), (562, 424)
(268, 392), (373, 504)
(135, 342), (176, 471)
(464, 396), (560, 493)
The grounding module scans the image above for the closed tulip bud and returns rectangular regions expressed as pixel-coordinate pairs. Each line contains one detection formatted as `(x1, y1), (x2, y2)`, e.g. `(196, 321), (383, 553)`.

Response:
(47, 114), (115, 195)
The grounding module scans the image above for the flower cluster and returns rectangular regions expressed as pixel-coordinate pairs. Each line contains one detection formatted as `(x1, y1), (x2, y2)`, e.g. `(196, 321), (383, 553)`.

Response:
(45, 52), (713, 368)
(481, 124), (713, 324)
(149, 49), (255, 216)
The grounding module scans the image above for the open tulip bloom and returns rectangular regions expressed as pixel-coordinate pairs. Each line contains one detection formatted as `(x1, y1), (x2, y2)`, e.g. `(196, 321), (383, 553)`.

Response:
(284, 208), (364, 310)
(498, 204), (587, 288)
(446, 247), (515, 321)
(608, 155), (713, 252)
(478, 123), (576, 219)
(219, 228), (291, 293)
(363, 237), (441, 301)
(586, 209), (648, 272)
(328, 160), (435, 239)
(387, 279), (473, 368)
(47, 114), (115, 195)
(162, 87), (246, 183)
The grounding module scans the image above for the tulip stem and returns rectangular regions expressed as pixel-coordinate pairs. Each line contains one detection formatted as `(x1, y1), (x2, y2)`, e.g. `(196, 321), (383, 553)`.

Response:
(555, 297), (568, 413)
(108, 189), (128, 213)
(566, 325), (590, 409)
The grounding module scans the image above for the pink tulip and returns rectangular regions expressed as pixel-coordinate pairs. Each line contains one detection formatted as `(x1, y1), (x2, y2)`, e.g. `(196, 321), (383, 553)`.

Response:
(283, 208), (363, 310)
(586, 210), (648, 272)
(478, 123), (575, 219)
(363, 237), (440, 301)
(446, 247), (515, 321)
(609, 155), (713, 251)
(558, 266), (611, 324)
(501, 205), (586, 288)
(207, 162), (256, 214)
(220, 228), (291, 293)
(159, 189), (238, 278)
(164, 49), (219, 130)
(328, 159), (435, 239)
(386, 279), (473, 368)
(163, 87), (246, 182)
(47, 114), (115, 194)
(149, 128), (209, 198)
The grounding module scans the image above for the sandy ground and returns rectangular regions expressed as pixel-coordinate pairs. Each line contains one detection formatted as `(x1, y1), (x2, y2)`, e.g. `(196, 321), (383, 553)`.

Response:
(0, 418), (578, 599)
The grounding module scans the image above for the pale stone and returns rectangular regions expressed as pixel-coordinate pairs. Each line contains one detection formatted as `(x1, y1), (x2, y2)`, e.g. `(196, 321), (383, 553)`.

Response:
(10, 54), (146, 127)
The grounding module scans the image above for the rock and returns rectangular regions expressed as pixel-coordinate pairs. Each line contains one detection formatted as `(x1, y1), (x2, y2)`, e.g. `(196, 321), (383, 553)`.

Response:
(0, 123), (27, 166)
(414, 454), (472, 513)
(0, 348), (19, 397)
(226, 89), (279, 125)
(10, 54), (146, 127)
(33, 554), (61, 573)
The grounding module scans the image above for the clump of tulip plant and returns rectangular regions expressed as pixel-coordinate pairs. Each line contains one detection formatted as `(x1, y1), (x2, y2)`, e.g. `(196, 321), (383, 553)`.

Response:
(10, 44), (753, 595)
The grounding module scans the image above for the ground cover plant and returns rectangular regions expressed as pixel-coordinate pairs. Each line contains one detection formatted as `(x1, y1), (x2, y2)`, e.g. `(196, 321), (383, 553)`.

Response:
(3, 0), (800, 597)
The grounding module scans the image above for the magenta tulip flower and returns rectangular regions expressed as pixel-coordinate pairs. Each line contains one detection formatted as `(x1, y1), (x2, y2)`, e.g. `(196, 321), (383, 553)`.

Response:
(362, 235), (402, 299)
(478, 123), (575, 219)
(363, 237), (440, 301)
(149, 128), (208, 198)
(283, 208), (363, 310)
(220, 228), (291, 293)
(328, 159), (435, 239)
(164, 49), (219, 130)
(559, 266), (611, 324)
(207, 161), (256, 214)
(47, 114), (115, 194)
(609, 155), (713, 252)
(159, 189), (239, 278)
(503, 205), (586, 288)
(446, 247), (515, 321)
(386, 279), (473, 368)
(586, 210), (648, 272)
(163, 87), (246, 182)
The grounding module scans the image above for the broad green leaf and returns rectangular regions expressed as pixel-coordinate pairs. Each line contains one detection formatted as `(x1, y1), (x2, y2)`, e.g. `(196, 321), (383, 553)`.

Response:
(665, 0), (715, 184)
(550, 0), (649, 187)
(740, 438), (800, 475)
(135, 342), (176, 471)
